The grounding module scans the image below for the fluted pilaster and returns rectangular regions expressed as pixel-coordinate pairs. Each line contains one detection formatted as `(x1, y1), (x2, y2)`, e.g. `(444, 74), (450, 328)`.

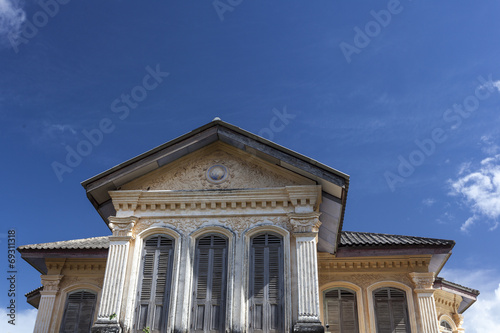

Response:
(92, 216), (136, 333)
(290, 212), (323, 333)
(410, 272), (440, 333)
(34, 275), (62, 333)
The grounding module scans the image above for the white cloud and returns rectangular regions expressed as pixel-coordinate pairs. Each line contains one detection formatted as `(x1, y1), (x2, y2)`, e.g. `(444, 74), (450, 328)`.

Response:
(0, 308), (37, 333)
(480, 135), (500, 155)
(422, 198), (436, 207)
(0, 0), (25, 41)
(439, 268), (500, 332)
(480, 79), (500, 94)
(460, 216), (476, 232)
(449, 154), (500, 231)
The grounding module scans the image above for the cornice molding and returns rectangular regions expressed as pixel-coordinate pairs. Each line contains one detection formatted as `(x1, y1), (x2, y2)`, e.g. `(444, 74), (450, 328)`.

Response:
(110, 185), (322, 216)
(318, 254), (432, 272)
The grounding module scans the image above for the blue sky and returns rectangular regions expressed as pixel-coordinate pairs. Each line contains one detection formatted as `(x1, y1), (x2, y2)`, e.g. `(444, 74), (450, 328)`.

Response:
(1, 0), (500, 331)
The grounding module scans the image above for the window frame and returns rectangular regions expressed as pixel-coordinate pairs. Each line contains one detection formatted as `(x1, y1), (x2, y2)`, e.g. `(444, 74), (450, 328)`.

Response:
(243, 226), (291, 333)
(134, 234), (176, 333)
(124, 228), (182, 333)
(190, 233), (230, 333)
(320, 282), (365, 333)
(438, 315), (457, 333)
(322, 287), (359, 333)
(59, 289), (98, 333)
(367, 281), (418, 333)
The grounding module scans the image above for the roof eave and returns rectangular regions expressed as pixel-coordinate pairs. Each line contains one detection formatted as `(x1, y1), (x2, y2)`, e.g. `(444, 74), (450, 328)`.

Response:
(80, 120), (350, 228)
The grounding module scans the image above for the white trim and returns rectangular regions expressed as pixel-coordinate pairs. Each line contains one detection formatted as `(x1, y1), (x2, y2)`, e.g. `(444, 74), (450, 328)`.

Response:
(367, 281), (418, 333)
(124, 227), (182, 332)
(319, 281), (366, 333)
(243, 225), (291, 333)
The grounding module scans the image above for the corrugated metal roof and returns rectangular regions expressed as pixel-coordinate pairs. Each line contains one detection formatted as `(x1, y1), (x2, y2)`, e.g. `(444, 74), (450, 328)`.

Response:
(340, 231), (455, 247)
(18, 236), (110, 250)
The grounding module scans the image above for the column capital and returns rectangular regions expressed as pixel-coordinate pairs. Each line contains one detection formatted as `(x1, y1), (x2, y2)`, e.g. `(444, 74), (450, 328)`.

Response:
(409, 272), (436, 295)
(40, 275), (63, 295)
(108, 216), (138, 239)
(288, 212), (322, 234)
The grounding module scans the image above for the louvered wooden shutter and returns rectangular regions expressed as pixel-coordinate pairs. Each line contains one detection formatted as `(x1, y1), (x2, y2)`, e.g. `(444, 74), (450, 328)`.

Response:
(373, 288), (410, 333)
(135, 235), (174, 333)
(192, 235), (228, 333)
(60, 291), (97, 333)
(249, 233), (283, 333)
(323, 289), (358, 333)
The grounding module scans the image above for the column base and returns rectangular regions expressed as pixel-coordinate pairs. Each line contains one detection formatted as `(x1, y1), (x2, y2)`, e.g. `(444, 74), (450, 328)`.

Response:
(293, 322), (325, 333)
(91, 320), (122, 333)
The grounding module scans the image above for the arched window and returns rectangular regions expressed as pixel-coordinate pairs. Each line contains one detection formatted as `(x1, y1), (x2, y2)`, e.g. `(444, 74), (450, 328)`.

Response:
(373, 288), (411, 333)
(440, 320), (453, 333)
(135, 235), (175, 333)
(323, 288), (358, 333)
(249, 233), (284, 333)
(60, 290), (97, 333)
(191, 234), (228, 333)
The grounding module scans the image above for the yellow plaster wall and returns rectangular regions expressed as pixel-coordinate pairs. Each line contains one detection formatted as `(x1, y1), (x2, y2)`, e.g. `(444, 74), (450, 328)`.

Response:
(45, 258), (106, 332)
(318, 254), (432, 333)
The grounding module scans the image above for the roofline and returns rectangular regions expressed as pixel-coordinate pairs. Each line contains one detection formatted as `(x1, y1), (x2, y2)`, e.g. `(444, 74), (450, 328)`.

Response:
(81, 120), (350, 187)
(434, 277), (480, 297)
(335, 244), (454, 258)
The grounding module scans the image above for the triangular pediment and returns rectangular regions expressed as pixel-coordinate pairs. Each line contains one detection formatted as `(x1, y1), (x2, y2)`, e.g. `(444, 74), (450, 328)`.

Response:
(121, 142), (315, 191)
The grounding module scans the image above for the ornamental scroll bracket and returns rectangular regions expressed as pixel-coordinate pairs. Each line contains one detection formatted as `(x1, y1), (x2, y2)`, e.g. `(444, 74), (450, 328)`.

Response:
(288, 212), (322, 234)
(41, 275), (63, 295)
(409, 272), (436, 292)
(108, 216), (137, 239)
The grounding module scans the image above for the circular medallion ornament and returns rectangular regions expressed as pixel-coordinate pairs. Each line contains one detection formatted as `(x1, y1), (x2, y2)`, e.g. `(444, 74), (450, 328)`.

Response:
(206, 165), (229, 184)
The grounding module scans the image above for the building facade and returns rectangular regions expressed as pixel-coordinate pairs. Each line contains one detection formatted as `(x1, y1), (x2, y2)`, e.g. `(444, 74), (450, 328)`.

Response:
(19, 120), (478, 333)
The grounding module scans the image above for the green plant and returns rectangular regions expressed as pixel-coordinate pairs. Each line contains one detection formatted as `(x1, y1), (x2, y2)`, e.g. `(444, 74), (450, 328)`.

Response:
(142, 327), (151, 333)
(109, 313), (117, 320)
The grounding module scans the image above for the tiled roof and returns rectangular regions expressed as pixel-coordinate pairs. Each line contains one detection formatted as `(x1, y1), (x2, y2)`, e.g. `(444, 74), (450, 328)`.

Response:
(340, 231), (455, 247)
(25, 286), (43, 298)
(18, 236), (110, 250)
(435, 277), (480, 296)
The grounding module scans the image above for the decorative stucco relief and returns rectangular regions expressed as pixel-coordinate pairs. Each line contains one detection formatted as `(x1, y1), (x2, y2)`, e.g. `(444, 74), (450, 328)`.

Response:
(60, 276), (104, 289)
(134, 216), (291, 237)
(122, 146), (312, 191)
(319, 272), (412, 289)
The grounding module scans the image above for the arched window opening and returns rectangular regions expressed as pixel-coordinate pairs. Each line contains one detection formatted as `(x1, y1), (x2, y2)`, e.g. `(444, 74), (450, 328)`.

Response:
(323, 288), (358, 333)
(249, 233), (284, 333)
(135, 235), (175, 333)
(440, 320), (453, 333)
(60, 290), (97, 333)
(373, 288), (411, 333)
(191, 234), (228, 333)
